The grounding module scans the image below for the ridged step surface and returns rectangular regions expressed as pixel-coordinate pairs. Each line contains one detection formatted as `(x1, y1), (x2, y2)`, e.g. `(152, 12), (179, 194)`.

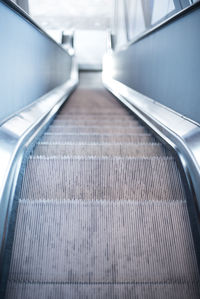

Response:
(42, 133), (155, 143)
(33, 143), (168, 157)
(52, 119), (140, 126)
(6, 200), (200, 299)
(56, 114), (135, 120)
(20, 156), (184, 201)
(6, 87), (200, 299)
(47, 125), (148, 134)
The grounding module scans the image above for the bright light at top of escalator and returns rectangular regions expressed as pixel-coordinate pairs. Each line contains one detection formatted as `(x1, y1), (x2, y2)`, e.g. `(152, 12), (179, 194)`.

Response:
(29, 0), (114, 31)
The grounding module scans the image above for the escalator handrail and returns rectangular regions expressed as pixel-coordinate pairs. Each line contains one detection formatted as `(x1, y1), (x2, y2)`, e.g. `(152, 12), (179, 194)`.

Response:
(103, 72), (200, 227)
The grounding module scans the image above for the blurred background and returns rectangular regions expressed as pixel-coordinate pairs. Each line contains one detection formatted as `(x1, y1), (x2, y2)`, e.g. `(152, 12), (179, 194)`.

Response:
(28, 0), (113, 70)
(11, 0), (198, 70)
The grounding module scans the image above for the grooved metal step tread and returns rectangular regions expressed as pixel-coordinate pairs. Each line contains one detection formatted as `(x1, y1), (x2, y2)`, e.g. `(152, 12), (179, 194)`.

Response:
(6, 200), (200, 299)
(59, 89), (129, 113)
(20, 157), (185, 201)
(6, 281), (200, 299)
(42, 133), (155, 143)
(56, 114), (135, 120)
(47, 125), (148, 134)
(33, 143), (169, 157)
(52, 119), (140, 126)
(59, 111), (131, 115)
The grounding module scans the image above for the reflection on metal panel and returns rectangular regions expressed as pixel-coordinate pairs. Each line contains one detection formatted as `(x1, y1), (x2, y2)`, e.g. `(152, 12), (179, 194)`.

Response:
(128, 0), (146, 40)
(12, 0), (29, 13)
(0, 2), (71, 124)
(108, 5), (200, 124)
(113, 0), (184, 49)
(115, 0), (127, 48)
(151, 0), (175, 24)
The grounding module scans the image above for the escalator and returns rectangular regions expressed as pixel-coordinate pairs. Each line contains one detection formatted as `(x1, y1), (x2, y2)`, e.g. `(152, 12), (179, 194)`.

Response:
(4, 80), (200, 298)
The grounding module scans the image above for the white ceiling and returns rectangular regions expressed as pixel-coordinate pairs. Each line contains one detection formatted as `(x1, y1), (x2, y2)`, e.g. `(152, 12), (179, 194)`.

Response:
(29, 0), (114, 31)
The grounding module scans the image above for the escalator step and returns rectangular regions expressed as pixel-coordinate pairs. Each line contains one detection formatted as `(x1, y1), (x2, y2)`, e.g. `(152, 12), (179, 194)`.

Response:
(42, 133), (155, 143)
(6, 281), (200, 299)
(59, 110), (131, 115)
(56, 114), (135, 120)
(58, 89), (132, 115)
(59, 108), (130, 116)
(52, 119), (140, 126)
(33, 143), (169, 157)
(47, 126), (148, 134)
(6, 200), (200, 299)
(20, 157), (185, 201)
